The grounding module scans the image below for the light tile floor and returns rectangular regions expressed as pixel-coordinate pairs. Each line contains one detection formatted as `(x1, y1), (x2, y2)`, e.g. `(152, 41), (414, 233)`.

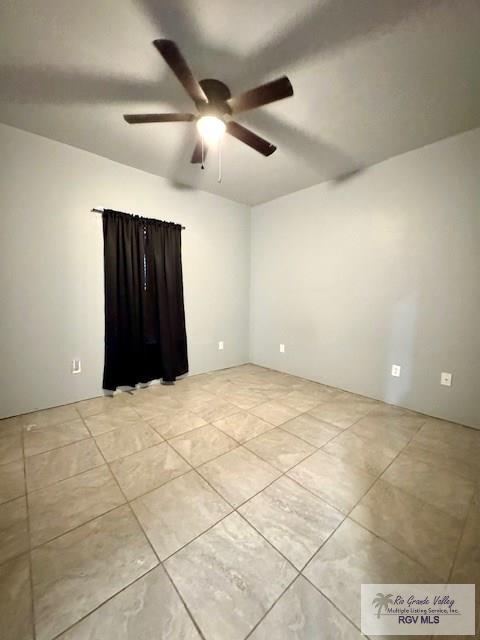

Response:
(0, 364), (479, 639)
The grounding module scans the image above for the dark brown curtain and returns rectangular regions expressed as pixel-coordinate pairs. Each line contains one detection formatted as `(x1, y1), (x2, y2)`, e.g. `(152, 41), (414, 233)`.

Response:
(102, 209), (188, 390)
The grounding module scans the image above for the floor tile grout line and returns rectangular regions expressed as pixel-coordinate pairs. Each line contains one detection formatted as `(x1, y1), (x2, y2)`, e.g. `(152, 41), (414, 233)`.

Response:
(341, 416), (460, 581)
(22, 432), (102, 462)
(76, 414), (160, 564)
(39, 411), (209, 640)
(284, 412), (451, 582)
(404, 445), (480, 486)
(295, 419), (454, 636)
(20, 414), (37, 640)
(132, 386), (469, 591)
(162, 431), (334, 552)
(446, 491), (475, 584)
(2, 391), (426, 557)
(241, 564), (301, 639)
(300, 572), (366, 635)
(346, 513), (445, 582)
(103, 428), (178, 460)
(25, 502), (129, 555)
(81, 402), (439, 634)
(0, 459), (433, 629)
(49, 412), (173, 640)
(244, 514), (368, 640)
(239, 481), (383, 640)
(25, 459), (106, 496)
(160, 563), (208, 640)
(48, 563), (163, 640)
(375, 443), (477, 522)
(4, 366), (479, 640)
(93, 405), (211, 640)
(21, 418), (244, 518)
(23, 434), (91, 460)
(0, 490), (29, 508)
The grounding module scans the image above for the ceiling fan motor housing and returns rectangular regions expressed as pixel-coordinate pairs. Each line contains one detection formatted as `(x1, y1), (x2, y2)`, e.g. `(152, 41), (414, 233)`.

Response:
(198, 79), (232, 117)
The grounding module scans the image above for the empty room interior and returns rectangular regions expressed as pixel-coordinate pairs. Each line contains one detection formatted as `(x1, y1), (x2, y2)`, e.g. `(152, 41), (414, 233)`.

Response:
(1, 1), (480, 639)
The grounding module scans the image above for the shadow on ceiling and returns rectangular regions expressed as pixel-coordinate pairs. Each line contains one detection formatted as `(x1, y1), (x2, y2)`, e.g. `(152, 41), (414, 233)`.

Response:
(0, 0), (437, 192)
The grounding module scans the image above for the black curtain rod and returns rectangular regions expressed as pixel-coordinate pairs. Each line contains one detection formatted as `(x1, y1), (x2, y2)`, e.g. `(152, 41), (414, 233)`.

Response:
(91, 208), (185, 230)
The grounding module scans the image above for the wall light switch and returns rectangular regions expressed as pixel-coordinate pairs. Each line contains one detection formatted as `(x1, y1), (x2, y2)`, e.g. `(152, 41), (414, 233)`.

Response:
(218, 341), (224, 351)
(279, 344), (285, 353)
(440, 372), (452, 387)
(72, 359), (81, 374)
(391, 364), (401, 377)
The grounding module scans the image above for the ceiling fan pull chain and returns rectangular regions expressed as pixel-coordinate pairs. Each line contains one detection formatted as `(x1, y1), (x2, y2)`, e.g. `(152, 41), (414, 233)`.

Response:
(217, 139), (222, 183)
(201, 136), (205, 170)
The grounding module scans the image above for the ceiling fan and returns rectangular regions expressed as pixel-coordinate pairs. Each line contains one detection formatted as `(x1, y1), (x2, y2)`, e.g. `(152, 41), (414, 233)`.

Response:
(123, 39), (294, 165)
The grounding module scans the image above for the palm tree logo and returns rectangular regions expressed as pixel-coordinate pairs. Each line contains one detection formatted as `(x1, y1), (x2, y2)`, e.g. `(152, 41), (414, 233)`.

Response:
(372, 593), (394, 618)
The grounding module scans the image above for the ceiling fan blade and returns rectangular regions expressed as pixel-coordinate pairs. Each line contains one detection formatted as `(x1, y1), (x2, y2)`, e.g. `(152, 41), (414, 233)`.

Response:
(153, 39), (207, 105)
(190, 138), (207, 164)
(124, 113), (195, 124)
(226, 122), (276, 156)
(228, 76), (293, 114)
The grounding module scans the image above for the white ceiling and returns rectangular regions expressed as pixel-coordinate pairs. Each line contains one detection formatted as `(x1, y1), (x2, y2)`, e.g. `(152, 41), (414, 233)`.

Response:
(1, 0), (480, 205)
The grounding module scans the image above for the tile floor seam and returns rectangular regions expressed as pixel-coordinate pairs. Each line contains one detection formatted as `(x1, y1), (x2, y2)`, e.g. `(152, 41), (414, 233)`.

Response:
(275, 422), (339, 448)
(39, 412), (209, 640)
(338, 416), (459, 580)
(344, 416), (457, 577)
(446, 491), (476, 584)
(126, 436), (237, 567)
(54, 409), (203, 640)
(312, 413), (426, 482)
(93, 430), (167, 463)
(149, 419), (208, 442)
(168, 441), (349, 575)
(160, 563), (208, 640)
(153, 493), (235, 564)
(81, 411), (144, 439)
(0, 491), (29, 508)
(21, 414), (37, 640)
(23, 434), (91, 460)
(273, 406), (374, 452)
(76, 414), (160, 565)
(290, 417), (442, 576)
(4, 366), (478, 640)
(242, 574), (303, 639)
(374, 417), (467, 513)
(208, 388), (268, 412)
(25, 502), (130, 556)
(236, 421), (369, 515)
(299, 572), (365, 636)
(115, 395), (423, 527)
(224, 510), (301, 639)
(346, 512), (445, 582)
(109, 450), (194, 504)
(166, 424), (243, 469)
(23, 435), (103, 464)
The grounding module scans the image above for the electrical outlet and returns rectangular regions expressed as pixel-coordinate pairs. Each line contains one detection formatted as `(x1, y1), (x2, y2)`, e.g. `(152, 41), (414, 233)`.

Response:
(71, 358), (81, 374)
(279, 344), (285, 353)
(218, 341), (224, 351)
(391, 364), (401, 377)
(440, 372), (452, 387)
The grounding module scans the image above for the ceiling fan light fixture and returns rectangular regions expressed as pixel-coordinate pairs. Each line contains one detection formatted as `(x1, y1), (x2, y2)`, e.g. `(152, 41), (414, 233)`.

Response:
(196, 115), (226, 144)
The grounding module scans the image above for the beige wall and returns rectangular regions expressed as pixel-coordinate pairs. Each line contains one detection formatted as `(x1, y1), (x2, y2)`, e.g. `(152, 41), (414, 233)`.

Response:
(0, 123), (251, 418)
(250, 127), (480, 429)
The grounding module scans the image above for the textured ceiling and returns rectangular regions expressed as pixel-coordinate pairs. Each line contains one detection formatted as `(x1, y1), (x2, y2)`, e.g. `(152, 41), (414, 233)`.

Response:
(1, 0), (480, 205)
